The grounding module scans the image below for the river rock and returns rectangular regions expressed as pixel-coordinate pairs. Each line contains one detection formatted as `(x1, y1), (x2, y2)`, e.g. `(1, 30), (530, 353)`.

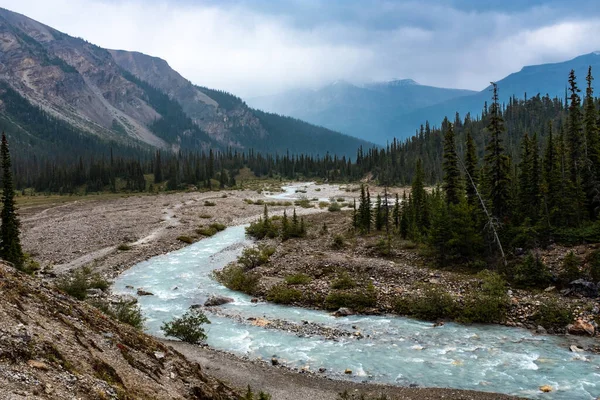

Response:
(204, 295), (234, 307)
(86, 288), (102, 297)
(333, 307), (353, 317)
(568, 279), (599, 298)
(137, 289), (154, 296)
(536, 325), (547, 335)
(539, 385), (553, 393)
(344, 369), (352, 375)
(271, 357), (279, 366)
(568, 319), (595, 336)
(570, 345), (584, 352)
(318, 367), (326, 373)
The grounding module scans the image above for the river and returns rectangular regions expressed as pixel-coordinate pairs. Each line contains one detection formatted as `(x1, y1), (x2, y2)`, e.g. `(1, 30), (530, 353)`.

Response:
(112, 184), (600, 400)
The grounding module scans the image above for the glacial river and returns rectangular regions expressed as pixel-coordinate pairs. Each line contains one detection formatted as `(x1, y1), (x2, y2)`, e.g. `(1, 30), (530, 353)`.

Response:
(113, 184), (600, 400)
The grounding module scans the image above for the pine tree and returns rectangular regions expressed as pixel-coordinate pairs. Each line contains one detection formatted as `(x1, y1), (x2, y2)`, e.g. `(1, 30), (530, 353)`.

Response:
(281, 210), (290, 240)
(393, 193), (400, 230)
(464, 130), (478, 207)
(154, 150), (163, 183)
(400, 191), (409, 240)
(0, 133), (23, 270)
(584, 66), (600, 218)
(442, 121), (461, 205)
(566, 70), (587, 224)
(484, 83), (511, 219)
(375, 194), (384, 231)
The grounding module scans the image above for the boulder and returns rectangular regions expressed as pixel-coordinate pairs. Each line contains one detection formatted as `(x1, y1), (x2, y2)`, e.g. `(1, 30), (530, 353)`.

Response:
(568, 319), (595, 336)
(539, 385), (553, 393)
(568, 279), (599, 298)
(136, 289), (154, 296)
(569, 345), (584, 352)
(333, 307), (353, 317)
(536, 325), (547, 335)
(271, 357), (279, 366)
(204, 295), (234, 307)
(344, 369), (352, 375)
(86, 288), (102, 297)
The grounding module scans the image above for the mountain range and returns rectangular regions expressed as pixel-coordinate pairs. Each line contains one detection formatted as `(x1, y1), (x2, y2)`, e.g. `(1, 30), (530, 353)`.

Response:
(0, 8), (371, 160)
(248, 52), (600, 145)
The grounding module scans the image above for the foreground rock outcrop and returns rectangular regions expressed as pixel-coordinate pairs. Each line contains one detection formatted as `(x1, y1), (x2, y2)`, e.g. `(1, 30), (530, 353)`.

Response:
(0, 262), (240, 399)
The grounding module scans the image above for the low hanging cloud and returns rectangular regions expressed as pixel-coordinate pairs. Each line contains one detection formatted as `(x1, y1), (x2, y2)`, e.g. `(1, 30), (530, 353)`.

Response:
(3, 0), (600, 97)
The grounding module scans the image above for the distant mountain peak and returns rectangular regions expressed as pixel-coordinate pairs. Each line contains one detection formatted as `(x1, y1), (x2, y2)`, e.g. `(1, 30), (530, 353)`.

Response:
(387, 78), (419, 86)
(593, 51), (600, 56)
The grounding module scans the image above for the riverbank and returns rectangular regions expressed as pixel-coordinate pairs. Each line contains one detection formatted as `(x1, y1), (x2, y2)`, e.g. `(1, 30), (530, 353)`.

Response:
(166, 341), (520, 400)
(20, 183), (354, 279)
(217, 210), (600, 343)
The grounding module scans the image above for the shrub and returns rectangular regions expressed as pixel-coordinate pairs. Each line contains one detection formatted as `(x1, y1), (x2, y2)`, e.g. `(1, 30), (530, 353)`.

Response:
(56, 267), (107, 300)
(204, 200), (216, 206)
(331, 272), (356, 290)
(331, 234), (345, 249)
(588, 249), (600, 283)
(91, 299), (145, 330)
(161, 309), (210, 344)
(324, 284), (377, 311)
(22, 253), (41, 274)
(461, 271), (509, 323)
(319, 201), (330, 209)
(534, 298), (573, 330)
(559, 251), (581, 286)
(238, 245), (275, 270)
(117, 244), (132, 251)
(199, 214), (212, 219)
(177, 235), (194, 244)
(294, 199), (312, 208)
(210, 222), (226, 232)
(285, 273), (312, 285)
(375, 237), (391, 256)
(243, 386), (272, 400)
(215, 266), (259, 294)
(512, 253), (551, 288)
(337, 198), (345, 202)
(328, 202), (342, 212)
(267, 285), (303, 304)
(397, 286), (457, 320)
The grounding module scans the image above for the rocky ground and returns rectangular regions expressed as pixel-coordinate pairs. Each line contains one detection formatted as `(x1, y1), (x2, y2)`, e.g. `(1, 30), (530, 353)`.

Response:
(228, 210), (600, 343)
(0, 262), (241, 399)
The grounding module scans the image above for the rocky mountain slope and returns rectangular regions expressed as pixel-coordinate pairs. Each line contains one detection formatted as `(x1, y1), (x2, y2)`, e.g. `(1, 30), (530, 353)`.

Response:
(248, 79), (475, 145)
(0, 8), (371, 159)
(0, 262), (241, 399)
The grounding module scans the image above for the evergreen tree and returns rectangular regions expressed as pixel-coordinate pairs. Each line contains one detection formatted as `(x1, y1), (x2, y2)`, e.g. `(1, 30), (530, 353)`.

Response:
(584, 66), (600, 218)
(464, 130), (478, 208)
(154, 150), (163, 183)
(484, 83), (512, 219)
(442, 121), (461, 205)
(375, 194), (384, 231)
(400, 191), (409, 240)
(393, 193), (400, 230)
(0, 133), (23, 270)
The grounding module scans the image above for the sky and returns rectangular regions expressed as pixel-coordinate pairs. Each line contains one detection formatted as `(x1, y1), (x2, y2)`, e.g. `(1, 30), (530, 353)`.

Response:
(3, 0), (600, 98)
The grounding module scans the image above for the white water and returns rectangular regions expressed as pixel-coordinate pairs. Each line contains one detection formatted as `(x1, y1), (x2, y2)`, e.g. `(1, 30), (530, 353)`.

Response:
(113, 185), (600, 400)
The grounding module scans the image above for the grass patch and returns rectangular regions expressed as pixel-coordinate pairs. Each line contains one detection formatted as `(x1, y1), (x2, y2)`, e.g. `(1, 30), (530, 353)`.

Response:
(117, 244), (132, 251)
(285, 273), (312, 285)
(328, 202), (342, 212)
(199, 213), (212, 219)
(177, 235), (194, 244)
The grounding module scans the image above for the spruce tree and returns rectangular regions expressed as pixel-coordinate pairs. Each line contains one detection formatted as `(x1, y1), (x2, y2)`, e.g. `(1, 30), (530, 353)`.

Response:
(584, 66), (600, 217)
(154, 150), (163, 183)
(393, 193), (400, 230)
(375, 194), (384, 231)
(484, 83), (511, 219)
(464, 130), (478, 207)
(0, 133), (23, 270)
(442, 121), (461, 205)
(566, 70), (587, 224)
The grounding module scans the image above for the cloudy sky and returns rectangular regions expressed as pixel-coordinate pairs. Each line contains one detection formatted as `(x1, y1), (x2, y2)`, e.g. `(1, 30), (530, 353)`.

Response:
(3, 0), (600, 97)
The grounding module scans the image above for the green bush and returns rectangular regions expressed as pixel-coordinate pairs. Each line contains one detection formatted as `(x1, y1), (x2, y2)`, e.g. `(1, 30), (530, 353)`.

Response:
(215, 266), (259, 295)
(267, 285), (303, 304)
(331, 234), (345, 249)
(22, 253), (41, 274)
(512, 253), (552, 288)
(559, 251), (581, 286)
(294, 199), (312, 208)
(331, 272), (356, 290)
(328, 202), (342, 212)
(319, 201), (330, 209)
(588, 249), (600, 283)
(161, 309), (210, 344)
(204, 200), (216, 206)
(210, 222), (226, 232)
(325, 283), (376, 311)
(243, 386), (272, 400)
(199, 213), (212, 219)
(285, 273), (312, 285)
(461, 271), (509, 323)
(56, 267), (108, 300)
(91, 299), (145, 330)
(534, 299), (573, 330)
(238, 245), (275, 270)
(396, 286), (457, 320)
(117, 244), (132, 251)
(177, 235), (194, 244)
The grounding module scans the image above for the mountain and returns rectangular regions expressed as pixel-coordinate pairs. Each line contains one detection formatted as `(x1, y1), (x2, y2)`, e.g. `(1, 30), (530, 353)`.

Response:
(249, 52), (600, 145)
(0, 8), (371, 160)
(247, 79), (476, 145)
(394, 51), (600, 136)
